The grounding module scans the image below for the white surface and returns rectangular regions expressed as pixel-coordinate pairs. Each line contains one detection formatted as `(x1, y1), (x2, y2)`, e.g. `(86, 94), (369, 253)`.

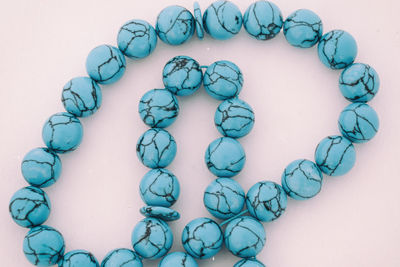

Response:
(1, 0), (400, 266)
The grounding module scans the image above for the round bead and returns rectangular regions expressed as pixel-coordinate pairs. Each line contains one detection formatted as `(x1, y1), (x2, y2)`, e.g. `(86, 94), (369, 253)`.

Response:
(131, 218), (173, 259)
(21, 147), (62, 188)
(243, 0), (283, 40)
(23, 225), (65, 266)
(182, 217), (223, 259)
(140, 206), (180, 221)
(203, 0), (242, 40)
(59, 250), (99, 267)
(86, 45), (126, 84)
(339, 63), (380, 102)
(159, 252), (198, 267)
(224, 216), (266, 258)
(138, 89), (179, 128)
(136, 128), (177, 168)
(318, 30), (357, 69)
(62, 77), (102, 117)
(283, 9), (322, 48)
(156, 6), (195, 45)
(234, 259), (266, 267)
(203, 178), (245, 219)
(205, 137), (246, 178)
(281, 159), (323, 200)
(193, 2), (204, 39)
(214, 98), (255, 138)
(315, 135), (356, 176)
(203, 60), (243, 100)
(101, 249), (142, 267)
(139, 168), (180, 207)
(9, 186), (51, 228)
(42, 112), (83, 153)
(117, 19), (157, 59)
(246, 181), (287, 222)
(163, 56), (203, 96)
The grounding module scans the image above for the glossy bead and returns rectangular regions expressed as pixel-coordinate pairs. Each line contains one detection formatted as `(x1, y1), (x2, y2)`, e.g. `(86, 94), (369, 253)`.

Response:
(158, 252), (198, 267)
(318, 30), (357, 69)
(21, 147), (62, 188)
(243, 0), (283, 40)
(214, 98), (255, 138)
(182, 217), (223, 259)
(281, 159), (323, 200)
(136, 128), (177, 168)
(9, 186), (50, 228)
(234, 259), (266, 267)
(140, 206), (180, 221)
(203, 0), (242, 40)
(86, 45), (126, 84)
(315, 135), (356, 176)
(101, 249), (142, 267)
(339, 63), (380, 102)
(204, 60), (243, 100)
(203, 178), (245, 219)
(59, 250), (99, 267)
(205, 137), (246, 178)
(42, 112), (83, 153)
(246, 181), (287, 222)
(138, 89), (179, 128)
(193, 2), (204, 39)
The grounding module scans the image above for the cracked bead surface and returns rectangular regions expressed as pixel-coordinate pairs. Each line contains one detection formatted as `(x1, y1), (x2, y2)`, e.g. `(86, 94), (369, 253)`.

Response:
(101, 249), (142, 267)
(234, 259), (266, 267)
(140, 206), (180, 221)
(59, 250), (99, 267)
(159, 252), (198, 267)
(315, 135), (356, 176)
(193, 2), (204, 39)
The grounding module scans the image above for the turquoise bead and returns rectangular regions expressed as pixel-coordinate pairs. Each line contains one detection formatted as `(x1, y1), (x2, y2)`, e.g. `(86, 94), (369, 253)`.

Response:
(42, 112), (83, 153)
(21, 147), (62, 188)
(117, 19), (157, 59)
(136, 128), (177, 168)
(203, 0), (242, 40)
(234, 259), (266, 267)
(214, 98), (255, 138)
(9, 186), (50, 228)
(23, 225), (65, 266)
(138, 89), (179, 128)
(339, 63), (380, 102)
(182, 217), (223, 259)
(156, 6), (195, 45)
(281, 159), (323, 200)
(283, 9), (322, 48)
(158, 252), (198, 267)
(86, 45), (126, 84)
(62, 77), (102, 117)
(338, 103), (379, 143)
(101, 249), (142, 267)
(131, 218), (173, 259)
(205, 137), (246, 178)
(315, 135), (356, 176)
(318, 30), (357, 69)
(243, 0), (283, 40)
(204, 60), (243, 100)
(140, 206), (180, 221)
(193, 2), (204, 39)
(224, 216), (266, 258)
(59, 250), (99, 267)
(203, 178), (245, 219)
(246, 181), (287, 222)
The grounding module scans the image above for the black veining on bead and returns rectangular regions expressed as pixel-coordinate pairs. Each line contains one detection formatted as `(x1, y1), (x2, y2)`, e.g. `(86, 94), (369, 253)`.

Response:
(215, 99), (254, 136)
(60, 250), (98, 267)
(203, 1), (241, 35)
(102, 249), (140, 266)
(133, 219), (169, 258)
(140, 206), (180, 221)
(62, 79), (100, 117)
(139, 91), (179, 127)
(156, 8), (194, 45)
(119, 20), (154, 58)
(46, 114), (81, 153)
(316, 136), (353, 175)
(97, 46), (126, 82)
(140, 169), (178, 206)
(339, 64), (378, 101)
(163, 56), (202, 93)
(283, 10), (322, 46)
(319, 30), (351, 69)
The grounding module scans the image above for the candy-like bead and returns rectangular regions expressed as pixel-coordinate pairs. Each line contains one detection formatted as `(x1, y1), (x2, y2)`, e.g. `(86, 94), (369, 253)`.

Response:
(234, 259), (266, 267)
(101, 249), (142, 267)
(193, 2), (204, 39)
(159, 252), (198, 267)
(246, 181), (287, 222)
(59, 250), (99, 267)
(140, 206), (180, 221)
(315, 135), (356, 176)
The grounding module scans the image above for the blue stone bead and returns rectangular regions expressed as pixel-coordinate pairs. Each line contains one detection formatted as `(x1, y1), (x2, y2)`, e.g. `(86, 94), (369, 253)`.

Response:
(158, 252), (198, 267)
(281, 159), (323, 200)
(203, 178), (245, 219)
(205, 137), (246, 177)
(234, 259), (266, 267)
(131, 217), (173, 259)
(86, 45), (126, 84)
(193, 2), (204, 39)
(156, 6), (195, 45)
(62, 77), (102, 117)
(339, 63), (380, 103)
(243, 0), (283, 40)
(42, 112), (83, 153)
(23, 225), (65, 266)
(139, 168), (180, 207)
(21, 147), (62, 188)
(163, 56), (203, 96)
(117, 19), (157, 59)
(9, 186), (50, 228)
(203, 0), (242, 40)
(136, 128), (177, 168)
(224, 216), (266, 258)
(246, 181), (287, 222)
(318, 30), (358, 69)
(182, 217), (223, 259)
(59, 250), (99, 267)
(101, 249), (142, 267)
(283, 9), (322, 48)
(214, 98), (255, 138)
(315, 135), (356, 176)
(140, 206), (180, 221)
